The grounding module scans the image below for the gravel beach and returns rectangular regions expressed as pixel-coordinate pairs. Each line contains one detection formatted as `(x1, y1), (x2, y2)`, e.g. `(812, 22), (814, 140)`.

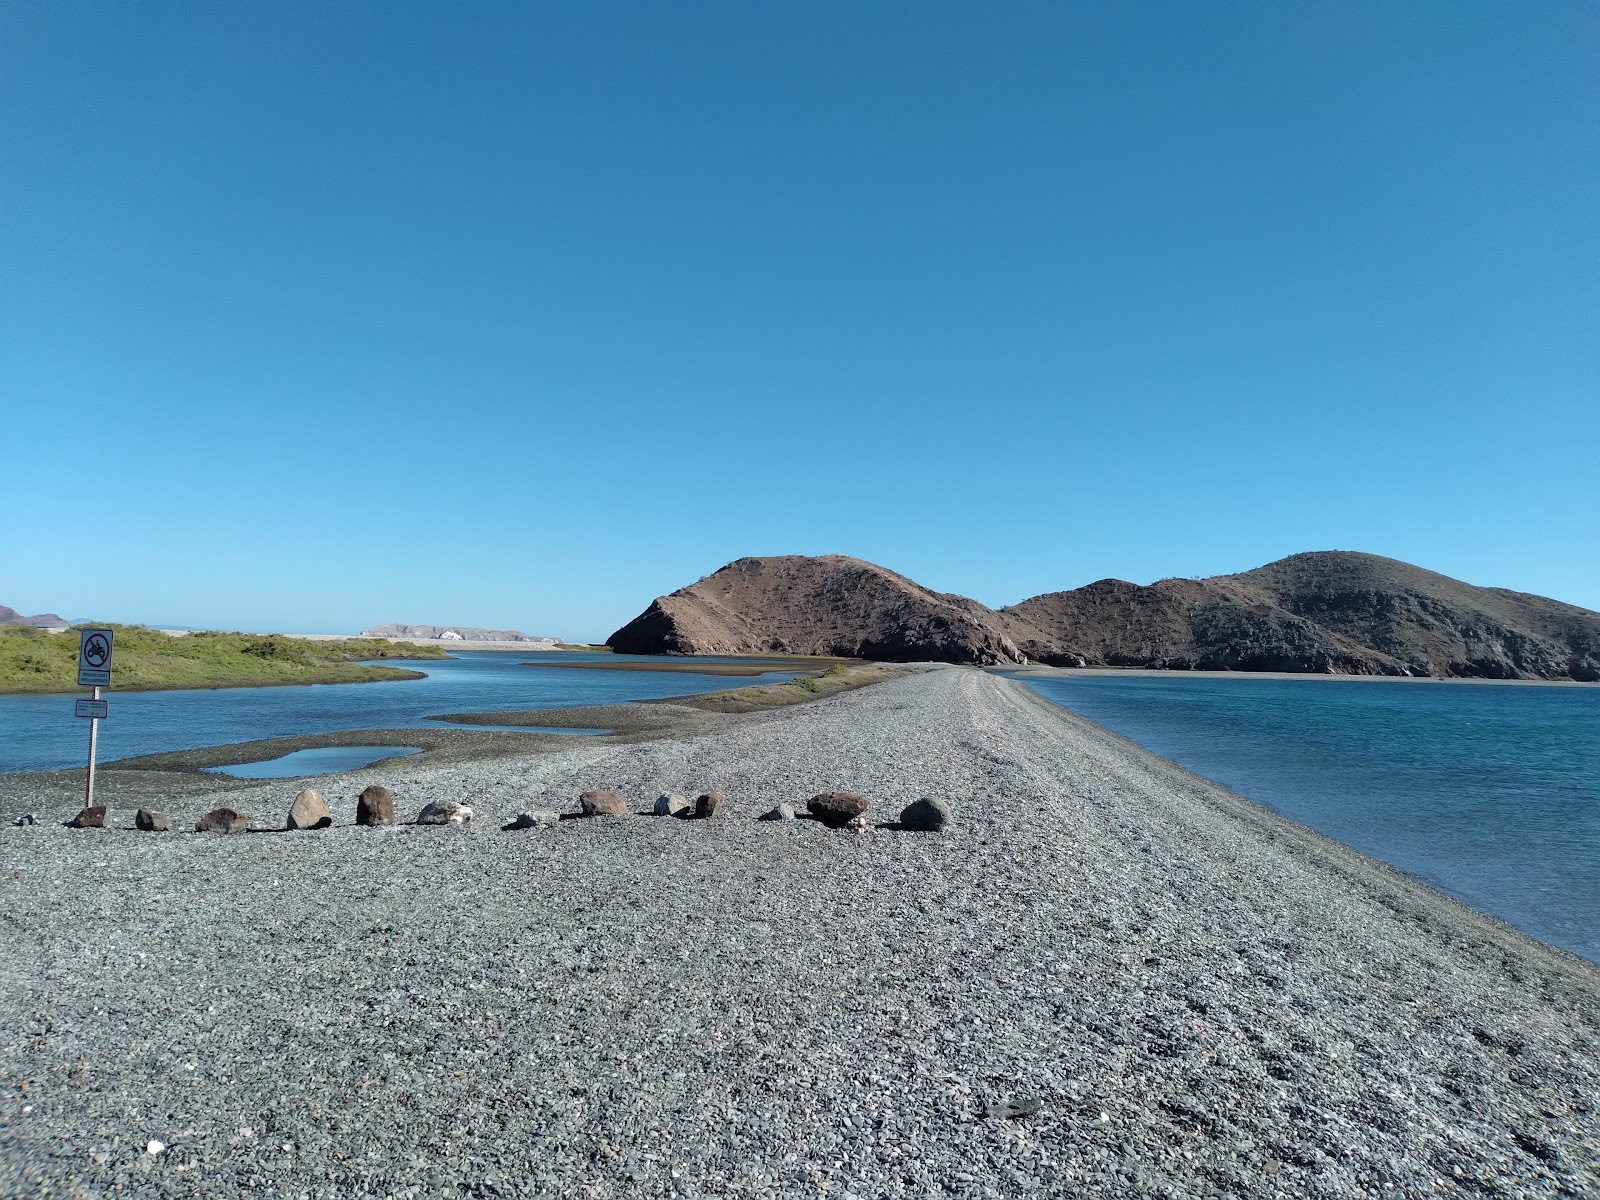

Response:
(2, 667), (1596, 1198)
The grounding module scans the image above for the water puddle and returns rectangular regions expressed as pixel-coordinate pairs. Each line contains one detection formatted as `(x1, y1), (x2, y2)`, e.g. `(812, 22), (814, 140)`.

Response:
(204, 745), (424, 779)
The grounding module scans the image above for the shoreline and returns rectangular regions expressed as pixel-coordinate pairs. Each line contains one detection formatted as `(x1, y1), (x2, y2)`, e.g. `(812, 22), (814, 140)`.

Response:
(2, 668), (1595, 1195)
(1007, 663), (1600, 687)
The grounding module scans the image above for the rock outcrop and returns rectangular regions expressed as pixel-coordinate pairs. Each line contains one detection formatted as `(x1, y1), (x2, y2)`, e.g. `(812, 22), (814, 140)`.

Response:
(0, 604), (69, 629)
(609, 552), (1600, 681)
(607, 556), (1026, 665)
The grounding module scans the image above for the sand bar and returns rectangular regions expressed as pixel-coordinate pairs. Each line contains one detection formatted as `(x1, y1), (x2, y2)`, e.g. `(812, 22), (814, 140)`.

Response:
(1, 668), (1595, 1197)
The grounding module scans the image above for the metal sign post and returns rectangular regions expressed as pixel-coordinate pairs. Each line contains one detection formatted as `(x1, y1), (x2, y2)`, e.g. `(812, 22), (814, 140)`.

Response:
(76, 628), (114, 809)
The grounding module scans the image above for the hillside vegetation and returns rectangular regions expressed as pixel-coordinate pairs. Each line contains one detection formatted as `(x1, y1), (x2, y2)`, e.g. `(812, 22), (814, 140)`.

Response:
(0, 626), (448, 694)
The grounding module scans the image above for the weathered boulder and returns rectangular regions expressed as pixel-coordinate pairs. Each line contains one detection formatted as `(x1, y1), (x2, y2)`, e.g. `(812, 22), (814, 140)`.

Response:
(759, 803), (797, 822)
(505, 809), (560, 830)
(195, 807), (248, 834)
(654, 793), (689, 817)
(356, 785), (395, 827)
(694, 790), (726, 819)
(66, 805), (106, 829)
(898, 797), (951, 832)
(415, 800), (473, 826)
(579, 789), (627, 816)
(135, 809), (173, 832)
(287, 788), (331, 830)
(807, 791), (869, 828)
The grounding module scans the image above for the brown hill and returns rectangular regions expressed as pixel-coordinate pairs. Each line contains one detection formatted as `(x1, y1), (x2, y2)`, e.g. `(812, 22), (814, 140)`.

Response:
(611, 552), (1600, 680)
(1001, 551), (1600, 680)
(0, 605), (69, 629)
(607, 555), (1025, 664)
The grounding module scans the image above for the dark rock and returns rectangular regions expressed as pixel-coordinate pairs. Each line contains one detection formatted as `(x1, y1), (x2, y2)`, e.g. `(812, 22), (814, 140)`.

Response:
(759, 803), (797, 822)
(135, 809), (173, 832)
(356, 785), (395, 826)
(579, 789), (627, 816)
(15, 813), (36, 827)
(694, 790), (726, 819)
(807, 791), (869, 828)
(899, 797), (951, 832)
(67, 805), (107, 829)
(195, 807), (247, 834)
(984, 1098), (1043, 1120)
(415, 800), (472, 825)
(287, 788), (331, 830)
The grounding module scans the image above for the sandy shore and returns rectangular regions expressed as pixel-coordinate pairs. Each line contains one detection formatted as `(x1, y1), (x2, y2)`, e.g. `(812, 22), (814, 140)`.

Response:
(1, 668), (1595, 1198)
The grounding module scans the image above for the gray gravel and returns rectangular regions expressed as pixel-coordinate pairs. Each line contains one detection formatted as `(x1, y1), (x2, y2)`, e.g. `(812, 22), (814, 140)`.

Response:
(2, 667), (1597, 1198)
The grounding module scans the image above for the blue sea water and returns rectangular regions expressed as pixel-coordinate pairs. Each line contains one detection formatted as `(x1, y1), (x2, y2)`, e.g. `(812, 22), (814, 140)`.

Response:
(0, 652), (794, 775)
(1017, 673), (1600, 963)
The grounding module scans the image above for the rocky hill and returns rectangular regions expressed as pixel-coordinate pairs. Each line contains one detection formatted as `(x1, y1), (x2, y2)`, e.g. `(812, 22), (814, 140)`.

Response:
(361, 624), (556, 644)
(607, 556), (1026, 664)
(609, 552), (1600, 680)
(0, 605), (68, 629)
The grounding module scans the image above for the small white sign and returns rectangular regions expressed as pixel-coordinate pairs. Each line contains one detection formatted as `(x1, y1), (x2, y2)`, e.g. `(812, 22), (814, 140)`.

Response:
(78, 627), (114, 687)
(75, 698), (109, 719)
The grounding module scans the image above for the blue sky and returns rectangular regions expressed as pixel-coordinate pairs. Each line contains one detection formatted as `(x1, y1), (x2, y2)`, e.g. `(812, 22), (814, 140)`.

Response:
(3, 2), (1596, 640)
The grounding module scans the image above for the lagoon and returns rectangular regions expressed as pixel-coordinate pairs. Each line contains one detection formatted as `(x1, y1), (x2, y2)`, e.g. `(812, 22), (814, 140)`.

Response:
(0, 651), (793, 774)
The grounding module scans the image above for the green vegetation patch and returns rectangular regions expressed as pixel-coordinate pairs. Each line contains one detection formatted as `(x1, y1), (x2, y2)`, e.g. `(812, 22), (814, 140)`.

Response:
(0, 626), (449, 695)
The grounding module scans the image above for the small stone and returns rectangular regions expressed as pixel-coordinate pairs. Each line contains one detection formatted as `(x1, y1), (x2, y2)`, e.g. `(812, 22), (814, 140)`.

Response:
(505, 809), (557, 830)
(846, 813), (870, 834)
(146, 1139), (166, 1156)
(415, 800), (473, 825)
(578, 789), (626, 816)
(15, 813), (37, 827)
(694, 790), (726, 819)
(807, 791), (868, 828)
(984, 1098), (1043, 1120)
(66, 805), (106, 829)
(195, 807), (247, 834)
(505, 811), (538, 830)
(287, 788), (331, 830)
(653, 793), (689, 817)
(135, 809), (173, 832)
(898, 797), (951, 832)
(356, 785), (395, 827)
(759, 803), (797, 822)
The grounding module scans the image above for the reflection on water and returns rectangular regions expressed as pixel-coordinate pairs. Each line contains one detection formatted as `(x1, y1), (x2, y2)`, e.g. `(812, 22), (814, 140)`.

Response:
(205, 745), (424, 779)
(1018, 673), (1600, 963)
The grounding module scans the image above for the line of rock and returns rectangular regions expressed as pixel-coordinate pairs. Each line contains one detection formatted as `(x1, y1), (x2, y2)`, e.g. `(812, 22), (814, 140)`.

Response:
(53, 788), (953, 834)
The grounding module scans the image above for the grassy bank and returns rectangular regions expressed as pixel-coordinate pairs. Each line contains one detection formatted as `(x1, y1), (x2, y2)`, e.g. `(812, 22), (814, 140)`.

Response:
(0, 625), (449, 695)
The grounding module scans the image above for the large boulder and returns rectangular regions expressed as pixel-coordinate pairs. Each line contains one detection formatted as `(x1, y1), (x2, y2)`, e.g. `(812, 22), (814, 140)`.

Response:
(287, 788), (331, 830)
(694, 790), (726, 819)
(807, 791), (869, 828)
(135, 809), (173, 832)
(196, 808), (248, 834)
(356, 785), (395, 826)
(66, 805), (107, 829)
(653, 793), (689, 817)
(415, 800), (472, 826)
(579, 789), (627, 816)
(898, 797), (951, 832)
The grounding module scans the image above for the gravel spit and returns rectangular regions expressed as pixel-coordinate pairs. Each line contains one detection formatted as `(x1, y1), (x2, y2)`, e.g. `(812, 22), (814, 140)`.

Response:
(1, 667), (1596, 1198)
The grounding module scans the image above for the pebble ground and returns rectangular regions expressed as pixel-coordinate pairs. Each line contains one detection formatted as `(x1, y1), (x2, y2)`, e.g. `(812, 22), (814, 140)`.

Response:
(1, 667), (1596, 1198)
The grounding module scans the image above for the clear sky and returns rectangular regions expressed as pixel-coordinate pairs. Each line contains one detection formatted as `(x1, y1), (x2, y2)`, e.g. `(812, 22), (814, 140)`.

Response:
(3, 2), (1596, 640)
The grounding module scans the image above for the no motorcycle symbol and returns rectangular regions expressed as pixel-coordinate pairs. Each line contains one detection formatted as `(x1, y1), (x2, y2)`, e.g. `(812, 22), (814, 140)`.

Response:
(77, 627), (114, 686)
(83, 634), (110, 668)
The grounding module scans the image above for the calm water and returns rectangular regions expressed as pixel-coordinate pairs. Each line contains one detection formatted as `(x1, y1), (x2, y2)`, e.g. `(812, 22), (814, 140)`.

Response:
(205, 745), (425, 779)
(0, 652), (794, 774)
(1018, 674), (1600, 963)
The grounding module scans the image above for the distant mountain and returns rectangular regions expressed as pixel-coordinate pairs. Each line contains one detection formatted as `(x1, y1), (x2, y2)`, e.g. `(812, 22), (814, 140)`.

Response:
(362, 623), (557, 643)
(607, 555), (1025, 664)
(608, 552), (1600, 680)
(0, 605), (69, 629)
